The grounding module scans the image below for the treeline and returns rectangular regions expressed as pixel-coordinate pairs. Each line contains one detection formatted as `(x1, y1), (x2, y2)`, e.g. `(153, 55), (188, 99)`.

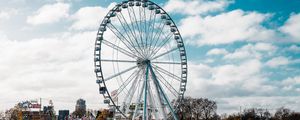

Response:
(174, 97), (300, 120)
(222, 107), (300, 120)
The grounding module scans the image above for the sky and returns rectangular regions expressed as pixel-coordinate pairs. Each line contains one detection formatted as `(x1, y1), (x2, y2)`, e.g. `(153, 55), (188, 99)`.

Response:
(0, 0), (300, 114)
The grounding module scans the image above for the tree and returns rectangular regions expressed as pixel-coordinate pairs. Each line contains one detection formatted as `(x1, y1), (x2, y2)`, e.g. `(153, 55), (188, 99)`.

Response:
(72, 108), (86, 118)
(273, 107), (291, 120)
(96, 109), (114, 120)
(288, 112), (300, 120)
(272, 107), (300, 120)
(175, 97), (218, 120)
(241, 108), (258, 120)
(0, 111), (5, 119)
(5, 104), (23, 120)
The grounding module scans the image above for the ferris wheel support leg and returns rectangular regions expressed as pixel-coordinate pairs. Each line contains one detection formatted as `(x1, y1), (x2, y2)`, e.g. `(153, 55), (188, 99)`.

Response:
(148, 63), (179, 120)
(143, 65), (150, 120)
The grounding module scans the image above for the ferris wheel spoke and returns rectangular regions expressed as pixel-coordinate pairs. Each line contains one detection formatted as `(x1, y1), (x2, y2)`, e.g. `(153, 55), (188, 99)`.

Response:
(115, 69), (141, 100)
(119, 11), (146, 57)
(124, 9), (139, 42)
(107, 24), (144, 58)
(102, 39), (137, 58)
(104, 65), (138, 82)
(106, 24), (136, 51)
(149, 16), (168, 50)
(127, 8), (144, 53)
(115, 14), (146, 58)
(123, 71), (141, 114)
(149, 33), (173, 58)
(146, 11), (158, 58)
(152, 67), (180, 97)
(101, 59), (136, 63)
(152, 64), (181, 82)
(143, 7), (148, 56)
(132, 72), (145, 120)
(145, 8), (155, 57)
(151, 61), (181, 65)
(116, 13), (136, 42)
(131, 6), (145, 55)
(138, 6), (146, 52)
(148, 22), (165, 56)
(151, 47), (177, 60)
(153, 31), (173, 50)
(143, 9), (155, 58)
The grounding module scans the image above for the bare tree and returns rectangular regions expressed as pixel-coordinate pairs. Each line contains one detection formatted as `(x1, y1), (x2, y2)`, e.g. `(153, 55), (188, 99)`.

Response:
(175, 97), (218, 120)
(274, 107), (291, 120)
(0, 111), (5, 119)
(5, 107), (19, 120)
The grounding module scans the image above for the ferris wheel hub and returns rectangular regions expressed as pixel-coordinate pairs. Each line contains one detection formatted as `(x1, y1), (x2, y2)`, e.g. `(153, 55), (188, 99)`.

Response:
(137, 58), (150, 68)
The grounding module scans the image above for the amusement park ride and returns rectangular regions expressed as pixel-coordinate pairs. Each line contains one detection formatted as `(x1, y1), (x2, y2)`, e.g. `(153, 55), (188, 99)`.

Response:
(94, 0), (188, 119)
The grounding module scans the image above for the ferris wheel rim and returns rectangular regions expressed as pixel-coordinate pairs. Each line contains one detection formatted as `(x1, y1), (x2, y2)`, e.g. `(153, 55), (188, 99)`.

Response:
(94, 0), (188, 118)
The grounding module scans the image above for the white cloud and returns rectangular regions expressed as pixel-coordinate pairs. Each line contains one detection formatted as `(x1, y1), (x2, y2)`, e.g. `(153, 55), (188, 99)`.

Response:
(282, 76), (300, 86)
(280, 13), (300, 40)
(224, 43), (277, 60)
(164, 0), (233, 15)
(254, 43), (277, 52)
(27, 3), (70, 25)
(187, 59), (271, 97)
(0, 31), (9, 41)
(0, 9), (18, 21)
(207, 48), (228, 56)
(213, 59), (262, 85)
(0, 31), (103, 111)
(70, 3), (116, 30)
(187, 60), (300, 114)
(179, 10), (276, 45)
(266, 56), (289, 68)
(287, 45), (300, 53)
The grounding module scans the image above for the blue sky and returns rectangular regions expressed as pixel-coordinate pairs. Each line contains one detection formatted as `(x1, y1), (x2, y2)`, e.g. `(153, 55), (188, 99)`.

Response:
(0, 0), (300, 114)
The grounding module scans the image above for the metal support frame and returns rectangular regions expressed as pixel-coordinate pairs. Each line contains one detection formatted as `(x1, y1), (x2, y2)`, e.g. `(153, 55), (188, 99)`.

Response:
(143, 64), (150, 120)
(147, 63), (178, 120)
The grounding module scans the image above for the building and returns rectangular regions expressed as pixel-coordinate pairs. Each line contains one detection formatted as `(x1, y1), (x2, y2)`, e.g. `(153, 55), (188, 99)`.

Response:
(75, 98), (86, 111)
(58, 110), (69, 120)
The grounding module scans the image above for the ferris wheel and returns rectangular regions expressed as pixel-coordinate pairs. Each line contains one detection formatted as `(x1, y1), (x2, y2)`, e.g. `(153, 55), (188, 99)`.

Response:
(94, 0), (187, 119)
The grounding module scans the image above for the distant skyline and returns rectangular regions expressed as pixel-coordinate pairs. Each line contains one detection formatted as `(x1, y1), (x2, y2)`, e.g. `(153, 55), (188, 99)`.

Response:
(0, 0), (300, 114)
